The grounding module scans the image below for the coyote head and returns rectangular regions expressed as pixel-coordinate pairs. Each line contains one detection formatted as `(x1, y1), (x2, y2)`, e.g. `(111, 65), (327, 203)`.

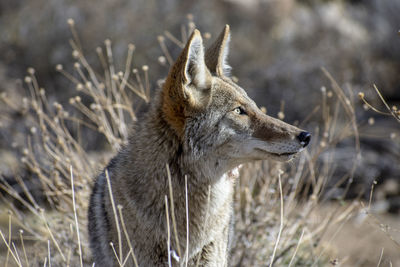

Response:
(161, 25), (310, 171)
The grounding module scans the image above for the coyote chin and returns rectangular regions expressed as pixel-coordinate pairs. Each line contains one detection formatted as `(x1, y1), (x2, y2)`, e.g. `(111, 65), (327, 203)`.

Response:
(88, 25), (311, 266)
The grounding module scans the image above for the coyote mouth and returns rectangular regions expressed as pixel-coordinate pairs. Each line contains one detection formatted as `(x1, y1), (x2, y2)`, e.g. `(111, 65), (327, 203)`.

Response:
(255, 148), (299, 159)
(270, 151), (297, 156)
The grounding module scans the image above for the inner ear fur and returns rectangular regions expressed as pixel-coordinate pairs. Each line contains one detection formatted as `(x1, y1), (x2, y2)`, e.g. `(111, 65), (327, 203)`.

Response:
(205, 25), (232, 77)
(162, 29), (212, 136)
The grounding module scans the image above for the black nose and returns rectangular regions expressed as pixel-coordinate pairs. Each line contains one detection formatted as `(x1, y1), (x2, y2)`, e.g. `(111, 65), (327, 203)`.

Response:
(297, 131), (311, 147)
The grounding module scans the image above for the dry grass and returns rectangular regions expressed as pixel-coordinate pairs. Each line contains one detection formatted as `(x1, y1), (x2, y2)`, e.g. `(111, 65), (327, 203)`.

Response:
(0, 18), (398, 266)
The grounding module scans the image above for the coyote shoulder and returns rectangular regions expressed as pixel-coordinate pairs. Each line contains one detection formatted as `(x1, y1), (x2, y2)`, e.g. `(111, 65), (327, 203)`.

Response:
(88, 25), (311, 266)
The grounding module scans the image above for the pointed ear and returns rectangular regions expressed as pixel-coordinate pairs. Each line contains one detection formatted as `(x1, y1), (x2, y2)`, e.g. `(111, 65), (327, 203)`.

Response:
(183, 30), (211, 90)
(164, 29), (211, 106)
(205, 25), (231, 77)
(162, 30), (212, 136)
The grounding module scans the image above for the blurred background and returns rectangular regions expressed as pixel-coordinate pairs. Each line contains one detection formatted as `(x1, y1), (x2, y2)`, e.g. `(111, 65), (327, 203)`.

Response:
(0, 0), (399, 265)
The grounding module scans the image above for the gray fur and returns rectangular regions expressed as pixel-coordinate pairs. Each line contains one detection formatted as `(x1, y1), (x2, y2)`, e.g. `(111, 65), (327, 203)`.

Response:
(88, 26), (309, 266)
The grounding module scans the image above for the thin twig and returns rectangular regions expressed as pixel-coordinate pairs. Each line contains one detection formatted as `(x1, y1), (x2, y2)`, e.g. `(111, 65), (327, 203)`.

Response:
(118, 205), (139, 267)
(12, 242), (22, 266)
(40, 211), (66, 262)
(48, 240), (52, 267)
(0, 230), (22, 267)
(70, 166), (83, 267)
(105, 169), (123, 264)
(166, 164), (182, 258)
(19, 230), (29, 266)
(184, 175), (189, 267)
(165, 196), (172, 267)
(269, 170), (284, 267)
(376, 247), (384, 267)
(288, 229), (305, 267)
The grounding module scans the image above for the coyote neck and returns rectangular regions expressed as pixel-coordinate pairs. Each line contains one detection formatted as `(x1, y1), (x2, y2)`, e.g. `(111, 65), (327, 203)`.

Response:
(127, 99), (229, 189)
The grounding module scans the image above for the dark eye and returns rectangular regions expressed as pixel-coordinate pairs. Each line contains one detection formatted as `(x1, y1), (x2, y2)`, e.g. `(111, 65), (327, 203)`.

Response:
(233, 107), (246, 115)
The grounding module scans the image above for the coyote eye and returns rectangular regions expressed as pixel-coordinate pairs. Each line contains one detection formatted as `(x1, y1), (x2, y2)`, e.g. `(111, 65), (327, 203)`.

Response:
(233, 107), (246, 115)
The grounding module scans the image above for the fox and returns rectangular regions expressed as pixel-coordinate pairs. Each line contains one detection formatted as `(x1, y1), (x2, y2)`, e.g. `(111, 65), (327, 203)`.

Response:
(88, 25), (311, 267)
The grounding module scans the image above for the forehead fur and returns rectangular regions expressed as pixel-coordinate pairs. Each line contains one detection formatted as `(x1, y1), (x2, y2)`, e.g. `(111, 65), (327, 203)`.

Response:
(209, 77), (252, 109)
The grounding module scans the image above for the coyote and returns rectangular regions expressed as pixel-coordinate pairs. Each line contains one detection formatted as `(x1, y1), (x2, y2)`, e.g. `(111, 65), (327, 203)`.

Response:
(88, 25), (311, 266)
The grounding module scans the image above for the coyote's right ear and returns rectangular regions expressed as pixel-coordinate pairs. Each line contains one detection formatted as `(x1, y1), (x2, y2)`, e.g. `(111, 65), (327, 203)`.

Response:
(205, 25), (231, 77)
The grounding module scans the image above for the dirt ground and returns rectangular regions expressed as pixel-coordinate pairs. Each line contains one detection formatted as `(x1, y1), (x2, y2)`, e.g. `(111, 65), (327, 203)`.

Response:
(316, 205), (400, 267)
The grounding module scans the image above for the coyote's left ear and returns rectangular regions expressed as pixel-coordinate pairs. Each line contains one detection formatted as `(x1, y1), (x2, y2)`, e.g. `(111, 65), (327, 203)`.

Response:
(205, 25), (231, 77)
(182, 29), (211, 92)
(162, 30), (212, 136)
(164, 29), (212, 109)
